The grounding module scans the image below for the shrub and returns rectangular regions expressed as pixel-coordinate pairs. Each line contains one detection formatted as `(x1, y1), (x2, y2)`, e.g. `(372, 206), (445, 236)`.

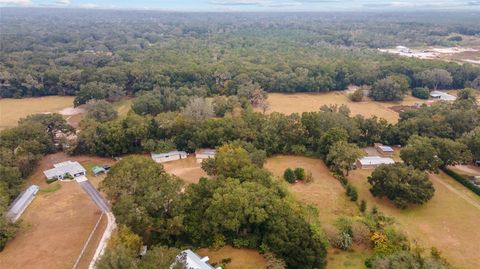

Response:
(412, 87), (430, 99)
(359, 199), (367, 213)
(346, 183), (358, 201)
(283, 168), (296, 183)
(348, 88), (364, 102)
(294, 167), (305, 180)
(46, 177), (58, 184)
(351, 222), (371, 245)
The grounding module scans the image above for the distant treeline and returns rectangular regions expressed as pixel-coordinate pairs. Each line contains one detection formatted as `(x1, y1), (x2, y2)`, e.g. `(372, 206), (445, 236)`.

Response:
(1, 9), (480, 99)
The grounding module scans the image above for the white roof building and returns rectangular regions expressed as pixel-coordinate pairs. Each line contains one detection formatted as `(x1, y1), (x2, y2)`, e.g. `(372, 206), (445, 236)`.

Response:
(195, 149), (217, 163)
(171, 249), (220, 269)
(43, 161), (86, 180)
(430, 90), (456, 101)
(7, 185), (40, 222)
(151, 150), (188, 163)
(357, 156), (395, 168)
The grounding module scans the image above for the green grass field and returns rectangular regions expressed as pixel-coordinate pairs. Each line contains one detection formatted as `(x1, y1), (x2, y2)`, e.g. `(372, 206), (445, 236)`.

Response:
(348, 169), (480, 269)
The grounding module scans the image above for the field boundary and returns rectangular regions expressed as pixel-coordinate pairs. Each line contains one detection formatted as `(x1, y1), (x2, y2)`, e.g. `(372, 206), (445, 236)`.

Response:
(72, 212), (105, 269)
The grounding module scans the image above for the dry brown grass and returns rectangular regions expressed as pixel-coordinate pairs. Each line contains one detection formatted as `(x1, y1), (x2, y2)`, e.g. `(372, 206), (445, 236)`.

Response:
(265, 156), (357, 225)
(163, 155), (209, 184)
(348, 169), (480, 269)
(263, 92), (425, 123)
(0, 96), (75, 130)
(197, 246), (266, 269)
(0, 153), (115, 269)
(0, 182), (102, 269)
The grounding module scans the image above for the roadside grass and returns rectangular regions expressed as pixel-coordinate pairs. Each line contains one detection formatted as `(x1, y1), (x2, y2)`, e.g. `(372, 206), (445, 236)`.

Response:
(262, 92), (425, 123)
(0, 96), (75, 130)
(348, 169), (480, 269)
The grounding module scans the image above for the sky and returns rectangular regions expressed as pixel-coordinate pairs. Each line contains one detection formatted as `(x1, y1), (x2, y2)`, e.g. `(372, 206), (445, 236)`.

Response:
(1, 0), (480, 11)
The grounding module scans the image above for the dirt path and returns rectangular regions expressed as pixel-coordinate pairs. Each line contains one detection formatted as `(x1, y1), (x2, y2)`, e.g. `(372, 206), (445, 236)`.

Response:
(430, 174), (480, 211)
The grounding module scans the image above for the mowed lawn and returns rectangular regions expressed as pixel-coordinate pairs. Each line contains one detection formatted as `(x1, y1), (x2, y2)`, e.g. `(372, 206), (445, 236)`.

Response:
(263, 92), (425, 123)
(0, 96), (75, 130)
(348, 169), (480, 269)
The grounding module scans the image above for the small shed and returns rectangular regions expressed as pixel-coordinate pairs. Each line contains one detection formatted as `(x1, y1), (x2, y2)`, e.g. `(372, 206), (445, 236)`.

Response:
(374, 143), (394, 157)
(195, 149), (217, 164)
(7, 185), (40, 223)
(151, 150), (188, 163)
(357, 156), (395, 169)
(92, 166), (107, 176)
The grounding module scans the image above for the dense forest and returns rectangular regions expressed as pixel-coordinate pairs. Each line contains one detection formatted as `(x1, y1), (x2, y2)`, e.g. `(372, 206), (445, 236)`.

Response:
(1, 8), (480, 99)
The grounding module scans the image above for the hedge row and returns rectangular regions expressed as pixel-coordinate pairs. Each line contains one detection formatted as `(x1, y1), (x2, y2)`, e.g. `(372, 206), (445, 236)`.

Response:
(442, 167), (480, 196)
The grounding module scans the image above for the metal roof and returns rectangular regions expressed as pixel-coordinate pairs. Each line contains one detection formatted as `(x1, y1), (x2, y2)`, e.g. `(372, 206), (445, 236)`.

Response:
(378, 145), (394, 152)
(7, 185), (40, 221)
(181, 249), (216, 269)
(43, 161), (86, 178)
(358, 156), (395, 166)
(196, 149), (217, 156)
(151, 150), (187, 159)
(430, 90), (456, 101)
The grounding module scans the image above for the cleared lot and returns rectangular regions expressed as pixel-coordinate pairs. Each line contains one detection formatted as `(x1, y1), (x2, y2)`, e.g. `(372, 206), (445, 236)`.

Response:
(348, 169), (480, 269)
(198, 246), (266, 269)
(0, 96), (75, 130)
(163, 155), (209, 184)
(263, 92), (425, 123)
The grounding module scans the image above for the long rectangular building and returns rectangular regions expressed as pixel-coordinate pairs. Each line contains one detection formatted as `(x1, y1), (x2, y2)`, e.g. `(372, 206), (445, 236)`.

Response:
(7, 185), (40, 223)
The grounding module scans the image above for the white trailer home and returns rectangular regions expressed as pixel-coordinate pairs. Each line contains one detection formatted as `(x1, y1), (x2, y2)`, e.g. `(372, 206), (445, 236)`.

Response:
(151, 150), (188, 163)
(7, 185), (40, 223)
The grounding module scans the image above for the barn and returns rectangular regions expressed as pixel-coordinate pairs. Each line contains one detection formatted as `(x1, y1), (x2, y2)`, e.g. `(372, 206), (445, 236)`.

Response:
(195, 149), (217, 164)
(357, 156), (395, 169)
(6, 185), (40, 223)
(151, 150), (188, 163)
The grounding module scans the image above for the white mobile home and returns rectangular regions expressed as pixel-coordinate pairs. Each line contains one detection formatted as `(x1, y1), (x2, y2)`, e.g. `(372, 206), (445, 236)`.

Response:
(357, 156), (395, 169)
(195, 149), (217, 163)
(43, 161), (86, 180)
(151, 150), (188, 163)
(374, 143), (395, 157)
(7, 185), (40, 222)
(430, 90), (456, 101)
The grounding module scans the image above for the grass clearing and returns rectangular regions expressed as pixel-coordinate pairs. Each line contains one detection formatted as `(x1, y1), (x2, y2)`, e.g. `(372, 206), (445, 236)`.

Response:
(112, 98), (134, 118)
(326, 246), (371, 269)
(263, 92), (425, 123)
(197, 246), (266, 269)
(0, 96), (75, 130)
(348, 169), (480, 269)
(163, 155), (209, 184)
(265, 155), (358, 224)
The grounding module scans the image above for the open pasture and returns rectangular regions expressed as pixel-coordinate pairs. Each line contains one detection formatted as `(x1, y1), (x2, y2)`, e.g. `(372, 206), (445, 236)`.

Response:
(0, 96), (75, 130)
(198, 246), (267, 269)
(348, 169), (480, 269)
(263, 92), (425, 123)
(265, 155), (357, 224)
(163, 155), (209, 184)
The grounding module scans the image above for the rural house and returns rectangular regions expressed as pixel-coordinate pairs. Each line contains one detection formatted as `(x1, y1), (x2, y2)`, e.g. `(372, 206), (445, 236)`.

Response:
(357, 156), (395, 169)
(374, 143), (395, 157)
(171, 249), (220, 269)
(195, 148), (217, 163)
(151, 150), (188, 163)
(430, 90), (456, 101)
(43, 161), (86, 180)
(6, 185), (40, 223)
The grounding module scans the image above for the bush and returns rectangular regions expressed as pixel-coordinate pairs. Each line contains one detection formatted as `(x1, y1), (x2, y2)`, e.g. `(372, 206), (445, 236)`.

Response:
(283, 168), (296, 183)
(304, 171), (313, 183)
(442, 167), (480, 196)
(46, 177), (58, 184)
(294, 167), (305, 180)
(359, 199), (367, 213)
(348, 88), (364, 102)
(351, 222), (371, 245)
(346, 183), (358, 201)
(412, 87), (430, 99)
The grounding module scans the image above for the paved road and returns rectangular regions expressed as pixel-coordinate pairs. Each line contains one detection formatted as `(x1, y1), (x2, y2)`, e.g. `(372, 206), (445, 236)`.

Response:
(79, 180), (110, 212)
